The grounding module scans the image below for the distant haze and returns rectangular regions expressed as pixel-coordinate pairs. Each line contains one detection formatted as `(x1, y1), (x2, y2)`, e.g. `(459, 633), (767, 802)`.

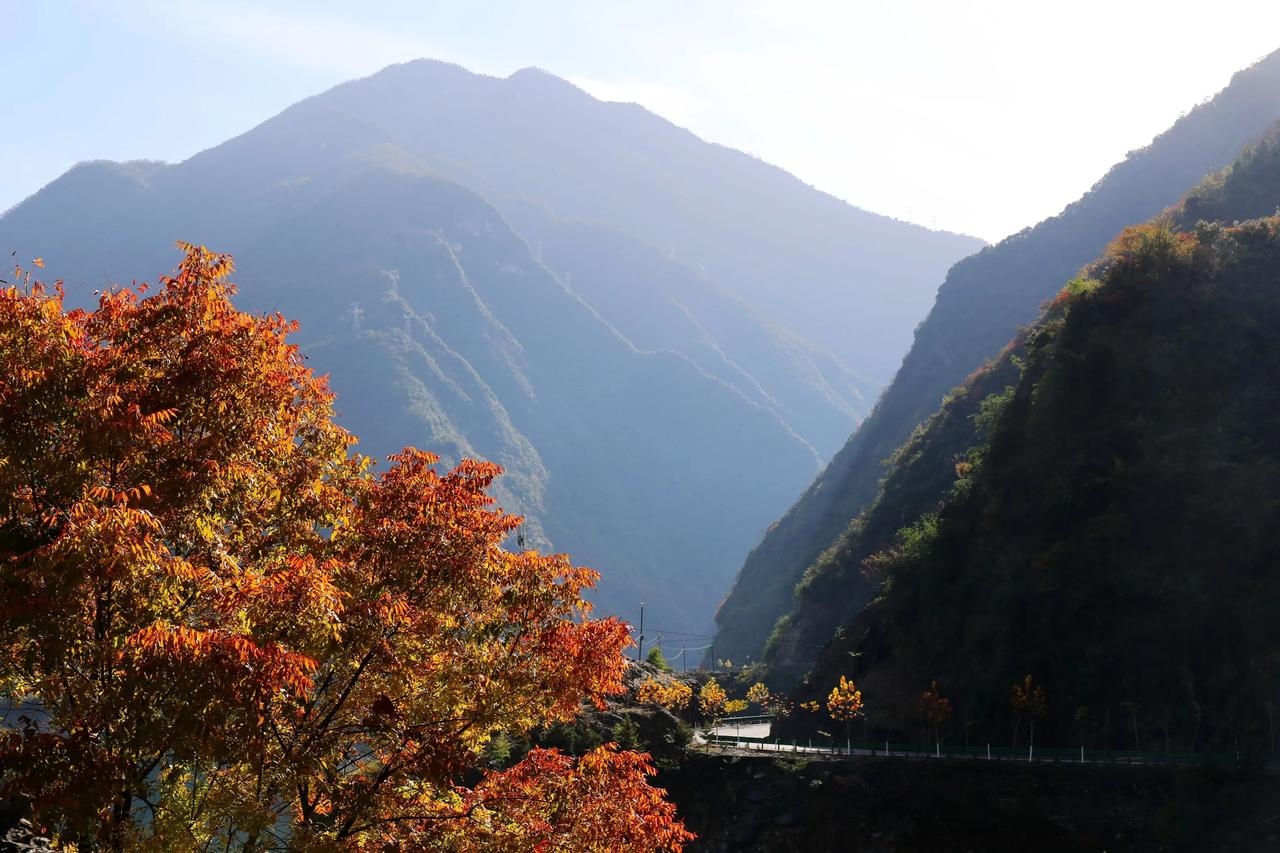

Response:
(7, 1), (1280, 240)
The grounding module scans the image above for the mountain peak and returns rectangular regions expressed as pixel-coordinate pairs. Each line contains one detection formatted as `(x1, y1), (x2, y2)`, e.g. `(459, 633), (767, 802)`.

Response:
(505, 66), (586, 96)
(360, 57), (487, 90)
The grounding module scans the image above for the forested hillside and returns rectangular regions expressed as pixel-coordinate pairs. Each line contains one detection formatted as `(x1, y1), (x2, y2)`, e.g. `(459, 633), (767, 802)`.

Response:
(786, 128), (1280, 754)
(763, 351), (1023, 681)
(0, 61), (978, 634)
(714, 47), (1280, 664)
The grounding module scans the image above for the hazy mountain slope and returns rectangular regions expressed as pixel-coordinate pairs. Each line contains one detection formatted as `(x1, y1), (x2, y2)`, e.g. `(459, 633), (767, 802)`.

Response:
(0, 145), (821, 633)
(269, 59), (983, 380)
(713, 47), (1280, 665)
(144, 57), (976, 454)
(240, 170), (826, 630)
(523, 216), (877, 457)
(786, 144), (1280, 752)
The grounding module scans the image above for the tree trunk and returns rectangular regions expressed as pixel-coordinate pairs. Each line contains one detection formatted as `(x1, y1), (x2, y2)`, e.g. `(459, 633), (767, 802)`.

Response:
(108, 784), (132, 852)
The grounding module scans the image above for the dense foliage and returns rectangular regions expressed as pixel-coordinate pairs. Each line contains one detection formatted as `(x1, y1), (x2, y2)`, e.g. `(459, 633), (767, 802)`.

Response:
(795, 215), (1280, 753)
(763, 350), (1022, 681)
(0, 247), (690, 850)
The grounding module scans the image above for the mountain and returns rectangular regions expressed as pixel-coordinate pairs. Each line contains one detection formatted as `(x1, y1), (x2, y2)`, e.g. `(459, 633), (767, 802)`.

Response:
(0, 60), (978, 634)
(713, 47), (1280, 665)
(518, 214), (880, 458)
(298, 60), (984, 382)
(783, 127), (1280, 754)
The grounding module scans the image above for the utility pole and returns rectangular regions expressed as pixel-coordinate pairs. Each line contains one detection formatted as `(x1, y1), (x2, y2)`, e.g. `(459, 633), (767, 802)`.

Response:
(636, 602), (645, 663)
(681, 645), (686, 673)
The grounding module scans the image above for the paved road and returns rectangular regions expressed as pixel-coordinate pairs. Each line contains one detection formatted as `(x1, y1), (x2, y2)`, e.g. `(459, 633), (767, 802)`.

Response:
(709, 722), (771, 739)
(702, 718), (1268, 767)
(706, 737), (1119, 763)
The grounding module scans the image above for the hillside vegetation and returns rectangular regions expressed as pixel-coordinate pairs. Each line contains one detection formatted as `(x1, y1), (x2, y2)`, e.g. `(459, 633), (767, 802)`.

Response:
(786, 129), (1280, 753)
(713, 47), (1280, 664)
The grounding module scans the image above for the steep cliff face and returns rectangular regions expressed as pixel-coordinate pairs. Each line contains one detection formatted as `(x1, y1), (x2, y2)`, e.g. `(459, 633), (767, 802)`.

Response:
(713, 48), (1280, 665)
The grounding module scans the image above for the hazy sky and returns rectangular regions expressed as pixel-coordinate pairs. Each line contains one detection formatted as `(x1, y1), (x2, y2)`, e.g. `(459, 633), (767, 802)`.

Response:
(6, 1), (1280, 241)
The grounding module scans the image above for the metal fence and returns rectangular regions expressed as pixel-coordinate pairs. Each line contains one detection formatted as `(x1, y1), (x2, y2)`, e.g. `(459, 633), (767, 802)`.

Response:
(702, 733), (1280, 769)
(716, 714), (775, 727)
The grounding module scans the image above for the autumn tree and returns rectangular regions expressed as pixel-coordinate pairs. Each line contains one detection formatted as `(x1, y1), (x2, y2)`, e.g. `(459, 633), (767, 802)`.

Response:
(745, 681), (771, 711)
(0, 247), (691, 851)
(436, 746), (691, 852)
(1011, 674), (1046, 760)
(826, 675), (863, 752)
(635, 678), (692, 714)
(697, 679), (728, 734)
(917, 680), (953, 757)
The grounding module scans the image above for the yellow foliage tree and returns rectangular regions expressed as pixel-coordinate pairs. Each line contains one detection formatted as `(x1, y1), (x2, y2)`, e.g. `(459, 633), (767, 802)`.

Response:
(636, 678), (693, 713)
(746, 681), (771, 710)
(698, 679), (728, 732)
(826, 675), (864, 751)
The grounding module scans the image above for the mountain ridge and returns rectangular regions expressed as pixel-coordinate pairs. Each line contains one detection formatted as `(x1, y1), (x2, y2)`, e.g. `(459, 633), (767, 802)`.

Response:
(713, 46), (1280, 665)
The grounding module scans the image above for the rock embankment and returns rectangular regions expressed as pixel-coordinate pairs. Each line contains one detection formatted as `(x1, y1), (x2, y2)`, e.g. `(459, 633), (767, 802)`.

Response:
(659, 751), (1280, 851)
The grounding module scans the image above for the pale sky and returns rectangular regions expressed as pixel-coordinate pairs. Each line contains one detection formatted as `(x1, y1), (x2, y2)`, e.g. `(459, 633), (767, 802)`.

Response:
(6, 0), (1280, 241)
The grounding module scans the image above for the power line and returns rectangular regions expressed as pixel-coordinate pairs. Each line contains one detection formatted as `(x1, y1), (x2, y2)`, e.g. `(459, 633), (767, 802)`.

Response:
(627, 626), (715, 639)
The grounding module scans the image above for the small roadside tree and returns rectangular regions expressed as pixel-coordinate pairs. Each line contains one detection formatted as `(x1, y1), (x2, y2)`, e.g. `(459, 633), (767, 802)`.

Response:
(1011, 674), (1047, 761)
(918, 680), (953, 757)
(646, 646), (672, 672)
(826, 675), (863, 753)
(746, 681), (771, 711)
(698, 679), (728, 745)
